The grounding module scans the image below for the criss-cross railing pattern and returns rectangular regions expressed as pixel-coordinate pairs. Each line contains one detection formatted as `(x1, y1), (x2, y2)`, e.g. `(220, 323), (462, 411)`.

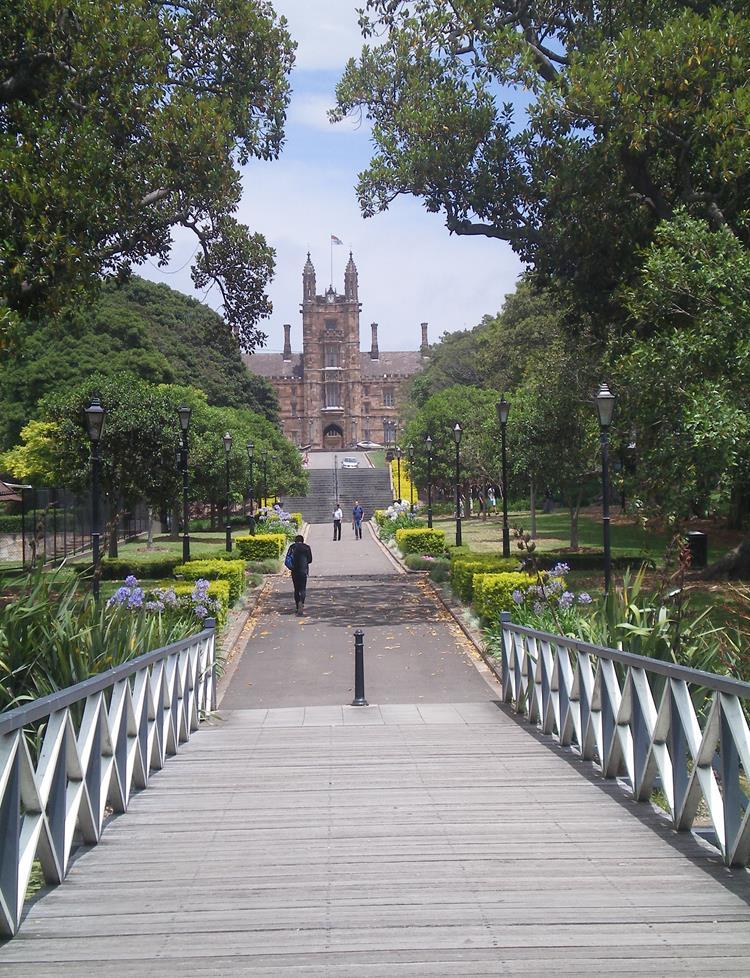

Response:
(0, 623), (216, 937)
(499, 613), (750, 867)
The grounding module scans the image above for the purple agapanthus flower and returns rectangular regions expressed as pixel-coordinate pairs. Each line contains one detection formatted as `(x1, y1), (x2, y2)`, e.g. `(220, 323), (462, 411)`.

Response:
(549, 562), (570, 577)
(512, 589), (525, 605)
(577, 592), (593, 605)
(124, 575), (139, 588)
(559, 591), (575, 609)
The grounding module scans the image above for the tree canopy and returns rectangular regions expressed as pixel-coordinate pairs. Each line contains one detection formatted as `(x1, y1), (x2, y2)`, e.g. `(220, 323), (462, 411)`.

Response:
(0, 276), (278, 451)
(333, 2), (750, 320)
(1, 0), (295, 350)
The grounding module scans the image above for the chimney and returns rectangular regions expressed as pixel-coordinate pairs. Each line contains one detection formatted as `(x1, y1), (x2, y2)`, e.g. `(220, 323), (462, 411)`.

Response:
(283, 324), (292, 360)
(420, 322), (429, 357)
(370, 322), (380, 360)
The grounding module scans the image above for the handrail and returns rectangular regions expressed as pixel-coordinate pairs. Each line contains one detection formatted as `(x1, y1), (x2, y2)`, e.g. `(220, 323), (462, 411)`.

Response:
(499, 613), (750, 868)
(0, 622), (216, 937)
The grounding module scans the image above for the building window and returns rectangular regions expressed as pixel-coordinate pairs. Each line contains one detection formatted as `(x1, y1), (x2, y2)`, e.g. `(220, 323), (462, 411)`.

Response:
(324, 344), (340, 368)
(364, 401), (371, 416)
(324, 382), (342, 408)
(383, 388), (394, 407)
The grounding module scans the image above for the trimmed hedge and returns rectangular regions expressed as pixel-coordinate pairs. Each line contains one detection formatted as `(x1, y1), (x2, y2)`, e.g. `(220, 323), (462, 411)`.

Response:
(235, 533), (286, 560)
(174, 559), (246, 604)
(537, 552), (654, 571)
(162, 579), (231, 630)
(289, 512), (303, 528)
(404, 554), (451, 582)
(473, 572), (536, 624)
(99, 555), (183, 580)
(395, 527), (446, 556)
(256, 518), (296, 542)
(450, 555), (520, 603)
(0, 515), (22, 533)
(373, 509), (388, 527)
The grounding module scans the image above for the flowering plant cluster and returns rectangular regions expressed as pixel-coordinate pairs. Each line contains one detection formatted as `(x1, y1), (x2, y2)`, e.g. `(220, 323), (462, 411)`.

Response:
(508, 562), (593, 634)
(107, 576), (219, 623)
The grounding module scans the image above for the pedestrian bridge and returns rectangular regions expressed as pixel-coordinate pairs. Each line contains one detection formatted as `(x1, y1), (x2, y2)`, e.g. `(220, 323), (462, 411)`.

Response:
(1, 524), (749, 976)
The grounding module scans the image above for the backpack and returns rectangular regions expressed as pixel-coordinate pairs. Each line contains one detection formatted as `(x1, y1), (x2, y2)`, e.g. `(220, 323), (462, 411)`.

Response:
(284, 546), (296, 571)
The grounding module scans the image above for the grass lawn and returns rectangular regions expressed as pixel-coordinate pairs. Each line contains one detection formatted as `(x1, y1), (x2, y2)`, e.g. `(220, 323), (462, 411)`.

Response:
(366, 449), (388, 469)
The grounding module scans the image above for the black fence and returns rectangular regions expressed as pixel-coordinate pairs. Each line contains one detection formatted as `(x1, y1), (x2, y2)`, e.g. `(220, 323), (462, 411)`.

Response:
(0, 487), (149, 570)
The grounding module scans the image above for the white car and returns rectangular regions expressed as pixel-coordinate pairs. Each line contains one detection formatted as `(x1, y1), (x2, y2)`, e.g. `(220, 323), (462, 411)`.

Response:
(341, 456), (359, 469)
(356, 440), (381, 449)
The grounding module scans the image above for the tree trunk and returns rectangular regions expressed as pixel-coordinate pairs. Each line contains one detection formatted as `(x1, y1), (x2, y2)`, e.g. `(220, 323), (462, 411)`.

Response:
(169, 497), (180, 540)
(568, 491), (582, 550)
(727, 484), (750, 531)
(146, 506), (154, 550)
(530, 476), (537, 539)
(210, 502), (217, 531)
(109, 520), (118, 558)
(701, 534), (750, 579)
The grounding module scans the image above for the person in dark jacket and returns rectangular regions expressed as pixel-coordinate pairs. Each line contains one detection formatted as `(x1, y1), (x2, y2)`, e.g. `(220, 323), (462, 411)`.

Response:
(287, 534), (313, 615)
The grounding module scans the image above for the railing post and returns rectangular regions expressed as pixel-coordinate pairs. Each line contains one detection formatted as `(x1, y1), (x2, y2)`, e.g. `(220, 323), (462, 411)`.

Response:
(351, 629), (368, 706)
(205, 618), (217, 711)
(499, 611), (512, 700)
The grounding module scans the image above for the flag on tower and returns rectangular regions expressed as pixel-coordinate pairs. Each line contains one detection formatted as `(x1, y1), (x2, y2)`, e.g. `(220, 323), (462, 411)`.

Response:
(331, 234), (343, 245)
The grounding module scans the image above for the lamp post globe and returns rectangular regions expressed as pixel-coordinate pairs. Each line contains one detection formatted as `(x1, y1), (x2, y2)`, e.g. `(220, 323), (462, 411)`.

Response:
(177, 405), (192, 562)
(425, 434), (433, 529)
(495, 395), (511, 558)
(84, 398), (106, 601)
(595, 383), (616, 594)
(223, 432), (233, 552)
(453, 423), (462, 546)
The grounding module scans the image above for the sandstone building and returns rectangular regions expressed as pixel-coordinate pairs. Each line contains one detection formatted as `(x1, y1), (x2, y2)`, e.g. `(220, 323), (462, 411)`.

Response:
(244, 253), (429, 450)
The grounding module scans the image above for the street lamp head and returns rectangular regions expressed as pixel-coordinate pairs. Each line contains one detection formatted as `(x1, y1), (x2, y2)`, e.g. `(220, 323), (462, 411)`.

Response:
(396, 445), (402, 459)
(425, 434), (433, 452)
(595, 382), (616, 429)
(84, 398), (106, 443)
(246, 440), (254, 461)
(408, 443), (414, 462)
(496, 395), (510, 426)
(177, 404), (192, 432)
(223, 431), (232, 454)
(453, 422), (462, 445)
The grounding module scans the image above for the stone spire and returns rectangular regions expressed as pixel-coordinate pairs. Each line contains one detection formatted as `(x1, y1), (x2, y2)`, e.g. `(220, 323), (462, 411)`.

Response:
(420, 322), (429, 357)
(303, 252), (316, 301)
(282, 324), (292, 360)
(344, 251), (358, 301)
(370, 322), (379, 360)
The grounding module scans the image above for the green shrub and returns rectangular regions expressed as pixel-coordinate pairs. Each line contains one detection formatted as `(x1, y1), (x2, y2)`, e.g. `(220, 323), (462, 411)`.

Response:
(289, 512), (302, 527)
(168, 579), (231, 630)
(235, 533), (286, 560)
(395, 527), (446, 556)
(378, 512), (425, 541)
(0, 515), (22, 533)
(404, 554), (451, 582)
(473, 572), (536, 624)
(246, 557), (281, 575)
(256, 518), (296, 541)
(174, 559), (246, 604)
(99, 556), (183, 580)
(373, 509), (388, 527)
(451, 555), (520, 603)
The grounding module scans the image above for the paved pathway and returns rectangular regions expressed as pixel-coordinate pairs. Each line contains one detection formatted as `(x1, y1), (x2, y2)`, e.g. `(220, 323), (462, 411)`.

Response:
(3, 523), (750, 975)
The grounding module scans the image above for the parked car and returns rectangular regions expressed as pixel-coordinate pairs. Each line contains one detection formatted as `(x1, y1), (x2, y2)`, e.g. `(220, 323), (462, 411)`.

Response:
(356, 440), (381, 449)
(341, 456), (360, 469)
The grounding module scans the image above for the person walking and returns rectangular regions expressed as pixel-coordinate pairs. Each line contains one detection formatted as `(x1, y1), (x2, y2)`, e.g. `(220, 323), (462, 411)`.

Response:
(332, 502), (343, 541)
(352, 500), (364, 539)
(286, 534), (313, 615)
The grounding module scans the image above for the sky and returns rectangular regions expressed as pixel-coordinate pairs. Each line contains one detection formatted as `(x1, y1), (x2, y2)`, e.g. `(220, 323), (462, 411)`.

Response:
(140, 0), (523, 353)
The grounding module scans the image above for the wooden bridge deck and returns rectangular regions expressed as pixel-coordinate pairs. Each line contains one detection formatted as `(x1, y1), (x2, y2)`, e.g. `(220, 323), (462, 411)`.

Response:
(2, 701), (749, 977)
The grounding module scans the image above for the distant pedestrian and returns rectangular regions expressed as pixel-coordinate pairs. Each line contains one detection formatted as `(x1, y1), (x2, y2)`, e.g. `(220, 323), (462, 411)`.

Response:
(286, 534), (313, 616)
(487, 487), (497, 514)
(333, 502), (342, 541)
(352, 500), (364, 539)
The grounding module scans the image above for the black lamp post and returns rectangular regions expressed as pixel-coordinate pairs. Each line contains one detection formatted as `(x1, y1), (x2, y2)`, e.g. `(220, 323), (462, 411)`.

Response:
(246, 441), (255, 534)
(453, 422), (462, 546)
(261, 453), (268, 509)
(395, 445), (402, 502)
(84, 398), (106, 602)
(408, 443), (415, 513)
(425, 435), (433, 529)
(382, 416), (388, 446)
(595, 383), (616, 594)
(177, 404), (192, 562)
(223, 431), (232, 552)
(496, 395), (511, 557)
(272, 453), (278, 504)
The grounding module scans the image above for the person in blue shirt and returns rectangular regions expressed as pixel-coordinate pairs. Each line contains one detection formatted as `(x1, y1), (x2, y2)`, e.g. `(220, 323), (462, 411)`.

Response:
(352, 501), (364, 539)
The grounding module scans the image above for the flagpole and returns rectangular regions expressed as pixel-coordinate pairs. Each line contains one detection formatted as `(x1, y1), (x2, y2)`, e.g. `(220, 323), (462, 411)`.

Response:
(330, 237), (333, 289)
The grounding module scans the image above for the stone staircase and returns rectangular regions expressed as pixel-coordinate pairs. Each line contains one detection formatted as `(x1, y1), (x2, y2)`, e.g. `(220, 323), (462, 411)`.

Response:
(281, 466), (393, 524)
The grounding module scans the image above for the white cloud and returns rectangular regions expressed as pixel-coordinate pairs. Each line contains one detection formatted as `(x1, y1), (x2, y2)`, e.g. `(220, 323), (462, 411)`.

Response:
(288, 93), (362, 133)
(273, 0), (366, 71)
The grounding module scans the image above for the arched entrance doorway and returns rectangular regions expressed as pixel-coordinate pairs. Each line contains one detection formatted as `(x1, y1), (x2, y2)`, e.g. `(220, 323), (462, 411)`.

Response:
(323, 424), (344, 451)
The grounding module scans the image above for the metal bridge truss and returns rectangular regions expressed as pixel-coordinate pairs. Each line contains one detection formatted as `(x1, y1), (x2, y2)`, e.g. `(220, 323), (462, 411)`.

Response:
(0, 626), (216, 937)
(500, 615), (750, 867)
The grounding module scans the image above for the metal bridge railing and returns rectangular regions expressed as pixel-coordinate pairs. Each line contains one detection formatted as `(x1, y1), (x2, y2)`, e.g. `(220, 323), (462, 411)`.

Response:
(499, 612), (750, 867)
(0, 623), (217, 937)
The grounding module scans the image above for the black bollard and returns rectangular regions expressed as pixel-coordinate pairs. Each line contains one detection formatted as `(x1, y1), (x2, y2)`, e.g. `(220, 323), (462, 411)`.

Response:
(351, 629), (368, 706)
